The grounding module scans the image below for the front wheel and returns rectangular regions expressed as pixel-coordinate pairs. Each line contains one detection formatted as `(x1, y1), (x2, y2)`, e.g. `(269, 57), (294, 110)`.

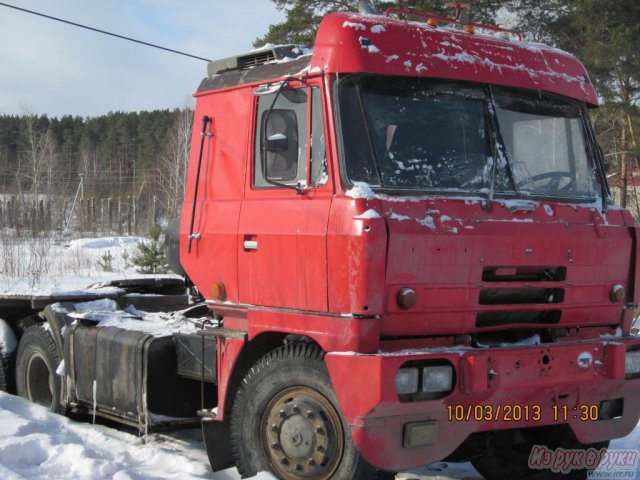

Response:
(230, 344), (379, 480)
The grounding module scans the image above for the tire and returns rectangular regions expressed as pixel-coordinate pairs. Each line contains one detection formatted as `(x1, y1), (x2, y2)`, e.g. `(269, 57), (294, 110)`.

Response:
(15, 324), (62, 412)
(230, 343), (379, 480)
(0, 347), (15, 393)
(471, 426), (609, 480)
(16, 315), (39, 335)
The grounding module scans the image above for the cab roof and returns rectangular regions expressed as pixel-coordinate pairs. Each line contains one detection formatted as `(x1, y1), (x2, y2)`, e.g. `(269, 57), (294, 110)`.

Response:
(198, 12), (598, 106)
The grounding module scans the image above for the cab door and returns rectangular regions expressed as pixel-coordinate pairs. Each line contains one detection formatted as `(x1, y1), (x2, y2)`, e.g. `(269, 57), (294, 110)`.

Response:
(238, 82), (331, 311)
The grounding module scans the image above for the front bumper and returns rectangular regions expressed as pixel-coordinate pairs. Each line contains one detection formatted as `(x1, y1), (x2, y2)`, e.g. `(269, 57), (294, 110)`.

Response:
(325, 337), (640, 471)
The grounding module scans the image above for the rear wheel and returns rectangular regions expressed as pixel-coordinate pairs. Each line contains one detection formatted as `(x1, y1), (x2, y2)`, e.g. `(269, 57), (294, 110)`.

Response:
(15, 324), (62, 412)
(0, 347), (14, 393)
(0, 319), (18, 393)
(471, 426), (609, 480)
(230, 344), (379, 479)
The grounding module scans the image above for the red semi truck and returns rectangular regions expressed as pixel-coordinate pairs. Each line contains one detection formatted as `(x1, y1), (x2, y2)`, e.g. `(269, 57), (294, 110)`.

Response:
(1, 6), (640, 480)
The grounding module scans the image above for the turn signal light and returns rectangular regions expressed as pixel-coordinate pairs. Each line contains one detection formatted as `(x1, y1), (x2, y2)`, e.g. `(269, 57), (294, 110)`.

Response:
(427, 17), (438, 26)
(211, 281), (227, 301)
(397, 288), (417, 310)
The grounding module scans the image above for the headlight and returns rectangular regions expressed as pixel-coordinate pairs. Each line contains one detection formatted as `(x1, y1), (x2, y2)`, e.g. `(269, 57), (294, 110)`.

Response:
(626, 351), (640, 378)
(395, 362), (456, 401)
(422, 365), (453, 393)
(395, 368), (419, 394)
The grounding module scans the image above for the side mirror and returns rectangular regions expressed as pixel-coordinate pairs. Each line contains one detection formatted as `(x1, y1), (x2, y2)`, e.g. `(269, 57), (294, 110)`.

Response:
(266, 133), (288, 152)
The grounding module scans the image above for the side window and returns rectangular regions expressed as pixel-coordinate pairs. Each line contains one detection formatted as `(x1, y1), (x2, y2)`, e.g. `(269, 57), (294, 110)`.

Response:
(254, 88), (308, 187)
(310, 87), (328, 186)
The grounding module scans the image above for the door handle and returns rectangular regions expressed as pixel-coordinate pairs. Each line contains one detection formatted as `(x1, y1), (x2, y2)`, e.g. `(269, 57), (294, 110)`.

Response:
(243, 240), (258, 251)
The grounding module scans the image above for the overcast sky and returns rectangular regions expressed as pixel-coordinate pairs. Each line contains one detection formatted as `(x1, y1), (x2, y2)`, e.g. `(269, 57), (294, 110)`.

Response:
(0, 1), (285, 117)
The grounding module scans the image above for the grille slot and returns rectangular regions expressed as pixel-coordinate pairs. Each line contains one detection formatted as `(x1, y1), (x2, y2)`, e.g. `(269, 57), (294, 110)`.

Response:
(476, 310), (561, 327)
(482, 266), (566, 282)
(479, 288), (564, 305)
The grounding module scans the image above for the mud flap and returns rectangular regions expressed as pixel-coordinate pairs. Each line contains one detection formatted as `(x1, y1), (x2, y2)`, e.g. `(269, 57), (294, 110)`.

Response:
(202, 418), (234, 471)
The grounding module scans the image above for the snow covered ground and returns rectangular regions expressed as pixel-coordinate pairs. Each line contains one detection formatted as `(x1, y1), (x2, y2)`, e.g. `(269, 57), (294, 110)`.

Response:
(0, 391), (637, 480)
(0, 235), (150, 294)
(0, 236), (639, 479)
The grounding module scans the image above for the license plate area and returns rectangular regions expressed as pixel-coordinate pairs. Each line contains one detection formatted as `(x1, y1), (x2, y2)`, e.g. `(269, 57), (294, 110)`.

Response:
(485, 344), (606, 388)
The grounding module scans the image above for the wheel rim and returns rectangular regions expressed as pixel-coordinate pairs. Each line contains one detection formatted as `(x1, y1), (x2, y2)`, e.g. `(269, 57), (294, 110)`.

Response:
(26, 352), (53, 408)
(261, 386), (344, 479)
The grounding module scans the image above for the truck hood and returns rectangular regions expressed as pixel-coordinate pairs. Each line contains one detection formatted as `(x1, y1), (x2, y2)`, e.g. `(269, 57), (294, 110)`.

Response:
(379, 196), (633, 337)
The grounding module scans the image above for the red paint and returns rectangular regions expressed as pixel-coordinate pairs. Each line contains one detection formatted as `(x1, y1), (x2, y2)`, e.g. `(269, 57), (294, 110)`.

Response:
(379, 198), (632, 336)
(325, 338), (640, 470)
(179, 8), (640, 473)
(312, 13), (597, 105)
(214, 337), (245, 421)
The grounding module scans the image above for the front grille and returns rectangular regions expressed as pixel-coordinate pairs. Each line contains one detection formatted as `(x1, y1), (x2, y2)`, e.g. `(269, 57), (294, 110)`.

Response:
(476, 265), (566, 328)
(476, 310), (562, 327)
(482, 266), (566, 282)
(479, 288), (564, 305)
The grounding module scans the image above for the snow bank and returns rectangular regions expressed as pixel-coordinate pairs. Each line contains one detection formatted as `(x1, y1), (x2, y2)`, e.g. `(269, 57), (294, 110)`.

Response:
(0, 391), (293, 480)
(67, 237), (143, 250)
(0, 391), (638, 479)
(0, 391), (211, 480)
(0, 236), (155, 295)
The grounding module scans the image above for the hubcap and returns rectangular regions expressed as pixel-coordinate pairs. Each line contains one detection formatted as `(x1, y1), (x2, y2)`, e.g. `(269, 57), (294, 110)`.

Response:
(261, 387), (344, 479)
(26, 352), (53, 408)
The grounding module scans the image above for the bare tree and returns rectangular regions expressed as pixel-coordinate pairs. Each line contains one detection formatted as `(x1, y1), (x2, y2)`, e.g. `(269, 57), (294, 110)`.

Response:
(157, 106), (193, 216)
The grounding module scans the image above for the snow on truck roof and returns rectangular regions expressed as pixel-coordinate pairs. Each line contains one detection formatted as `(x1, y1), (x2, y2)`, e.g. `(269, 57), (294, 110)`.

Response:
(198, 12), (597, 106)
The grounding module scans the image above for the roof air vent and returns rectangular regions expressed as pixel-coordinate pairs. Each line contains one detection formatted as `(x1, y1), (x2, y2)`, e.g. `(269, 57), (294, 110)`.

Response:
(207, 45), (310, 76)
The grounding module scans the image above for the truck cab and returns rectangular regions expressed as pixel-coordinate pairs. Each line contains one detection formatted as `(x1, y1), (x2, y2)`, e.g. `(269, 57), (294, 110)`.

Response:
(178, 8), (640, 479)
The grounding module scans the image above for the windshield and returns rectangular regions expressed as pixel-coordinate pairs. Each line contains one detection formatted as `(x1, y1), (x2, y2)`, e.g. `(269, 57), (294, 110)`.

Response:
(337, 75), (599, 199)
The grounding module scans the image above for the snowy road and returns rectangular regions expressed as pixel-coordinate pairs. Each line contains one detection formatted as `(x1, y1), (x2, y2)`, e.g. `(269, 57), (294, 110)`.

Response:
(0, 392), (638, 480)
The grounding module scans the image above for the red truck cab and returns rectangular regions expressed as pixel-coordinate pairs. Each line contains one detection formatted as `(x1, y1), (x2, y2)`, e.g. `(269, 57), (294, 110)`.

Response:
(180, 8), (640, 480)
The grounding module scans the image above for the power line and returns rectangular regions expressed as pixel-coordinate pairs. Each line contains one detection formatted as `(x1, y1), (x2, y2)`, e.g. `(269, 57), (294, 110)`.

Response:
(0, 2), (212, 62)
